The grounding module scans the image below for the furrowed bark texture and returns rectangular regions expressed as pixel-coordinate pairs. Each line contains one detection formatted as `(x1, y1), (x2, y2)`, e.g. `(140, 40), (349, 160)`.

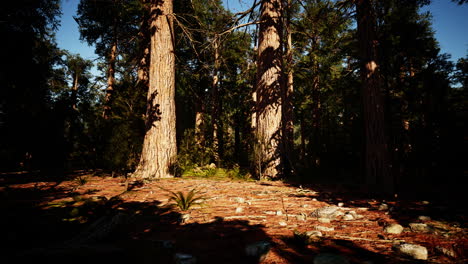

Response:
(103, 42), (117, 119)
(135, 0), (176, 179)
(255, 0), (283, 179)
(356, 0), (393, 194)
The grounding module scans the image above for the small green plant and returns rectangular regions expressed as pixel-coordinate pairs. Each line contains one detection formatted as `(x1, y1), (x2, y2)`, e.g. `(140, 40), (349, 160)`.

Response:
(163, 188), (207, 211)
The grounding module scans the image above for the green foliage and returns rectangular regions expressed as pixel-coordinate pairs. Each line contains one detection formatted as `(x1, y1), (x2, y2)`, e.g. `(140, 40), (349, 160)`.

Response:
(163, 188), (207, 211)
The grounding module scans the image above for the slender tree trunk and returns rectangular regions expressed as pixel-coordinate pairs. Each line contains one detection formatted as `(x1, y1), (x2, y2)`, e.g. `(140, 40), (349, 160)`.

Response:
(211, 36), (221, 163)
(282, 0), (294, 175)
(356, 0), (393, 195)
(255, 0), (284, 179)
(103, 42), (117, 119)
(135, 0), (176, 179)
(71, 72), (79, 111)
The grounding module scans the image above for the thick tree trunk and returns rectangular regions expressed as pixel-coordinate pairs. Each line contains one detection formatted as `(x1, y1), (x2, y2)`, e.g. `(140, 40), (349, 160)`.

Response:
(356, 0), (393, 195)
(255, 0), (284, 179)
(103, 42), (117, 119)
(135, 0), (176, 179)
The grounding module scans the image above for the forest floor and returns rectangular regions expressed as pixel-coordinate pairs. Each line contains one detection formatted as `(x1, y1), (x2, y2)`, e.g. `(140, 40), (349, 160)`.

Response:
(1, 170), (466, 264)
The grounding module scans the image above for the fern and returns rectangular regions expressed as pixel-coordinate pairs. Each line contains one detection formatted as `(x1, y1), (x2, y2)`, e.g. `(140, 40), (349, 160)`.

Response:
(163, 188), (207, 211)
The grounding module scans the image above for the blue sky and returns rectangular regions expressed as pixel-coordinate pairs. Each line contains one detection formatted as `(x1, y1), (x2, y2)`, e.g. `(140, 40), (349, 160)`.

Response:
(57, 0), (467, 72)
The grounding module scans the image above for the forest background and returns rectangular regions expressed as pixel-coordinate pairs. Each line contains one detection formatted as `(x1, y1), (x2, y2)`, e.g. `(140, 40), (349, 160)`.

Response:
(1, 0), (467, 199)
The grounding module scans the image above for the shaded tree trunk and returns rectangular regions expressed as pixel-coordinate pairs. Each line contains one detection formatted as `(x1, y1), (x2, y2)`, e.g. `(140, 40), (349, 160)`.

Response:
(356, 0), (393, 194)
(255, 0), (284, 179)
(135, 0), (176, 179)
(211, 36), (221, 163)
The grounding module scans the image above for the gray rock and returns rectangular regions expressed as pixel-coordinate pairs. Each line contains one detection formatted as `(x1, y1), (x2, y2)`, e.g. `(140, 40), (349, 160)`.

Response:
(296, 212), (307, 221)
(418, 215), (431, 221)
(310, 206), (340, 219)
(338, 202), (344, 207)
(394, 243), (428, 260)
(315, 226), (335, 232)
(313, 253), (350, 264)
(318, 218), (331, 223)
(342, 213), (354, 221)
(245, 241), (271, 262)
(305, 231), (323, 237)
(174, 253), (197, 264)
(276, 210), (283, 216)
(378, 203), (389, 211)
(233, 197), (245, 203)
(435, 246), (457, 258)
(235, 207), (243, 213)
(384, 224), (403, 234)
(279, 221), (287, 226)
(409, 223), (431, 233)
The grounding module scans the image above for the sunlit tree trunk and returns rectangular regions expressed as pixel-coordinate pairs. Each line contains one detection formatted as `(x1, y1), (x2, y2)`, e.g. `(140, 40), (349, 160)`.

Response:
(282, 0), (294, 175)
(255, 0), (284, 179)
(135, 0), (176, 179)
(103, 42), (117, 119)
(356, 0), (393, 194)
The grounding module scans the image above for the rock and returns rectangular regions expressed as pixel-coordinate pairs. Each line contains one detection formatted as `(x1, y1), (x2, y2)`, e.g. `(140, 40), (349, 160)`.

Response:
(338, 202), (344, 207)
(393, 243), (428, 260)
(174, 253), (197, 264)
(318, 218), (331, 223)
(233, 197), (245, 203)
(276, 210), (283, 216)
(418, 215), (431, 221)
(245, 241), (271, 262)
(179, 214), (190, 224)
(378, 203), (389, 211)
(235, 207), (243, 213)
(279, 221), (288, 226)
(264, 211), (276, 215)
(422, 201), (430, 205)
(384, 224), (404, 234)
(310, 206), (340, 219)
(409, 223), (431, 233)
(208, 163), (216, 169)
(305, 231), (323, 237)
(313, 253), (350, 264)
(342, 213), (354, 221)
(435, 246), (457, 258)
(315, 226), (335, 232)
(312, 198), (317, 201)
(302, 204), (309, 208)
(296, 213), (307, 221)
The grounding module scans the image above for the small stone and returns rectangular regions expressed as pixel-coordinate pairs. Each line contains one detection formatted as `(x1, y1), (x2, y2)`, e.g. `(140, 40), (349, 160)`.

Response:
(422, 201), (430, 205)
(318, 218), (331, 223)
(233, 197), (245, 203)
(315, 226), (335, 232)
(409, 223), (431, 233)
(180, 214), (190, 224)
(236, 207), (243, 213)
(310, 206), (339, 219)
(313, 253), (350, 264)
(208, 163), (216, 169)
(338, 202), (344, 207)
(305, 231), (323, 237)
(245, 241), (271, 262)
(435, 246), (457, 258)
(394, 243), (428, 260)
(279, 221), (288, 226)
(302, 204), (309, 208)
(276, 210), (283, 216)
(296, 212), (307, 221)
(312, 198), (317, 201)
(378, 203), (389, 211)
(418, 215), (431, 221)
(264, 211), (276, 215)
(384, 224), (403, 234)
(174, 253), (197, 264)
(343, 214), (354, 221)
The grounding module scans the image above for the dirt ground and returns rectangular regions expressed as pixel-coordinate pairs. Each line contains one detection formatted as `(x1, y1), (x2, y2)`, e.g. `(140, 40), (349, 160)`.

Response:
(1, 171), (466, 263)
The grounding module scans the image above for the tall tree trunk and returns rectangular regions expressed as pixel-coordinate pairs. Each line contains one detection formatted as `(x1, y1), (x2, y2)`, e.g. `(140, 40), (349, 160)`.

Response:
(356, 0), (393, 195)
(282, 0), (294, 175)
(211, 36), (221, 163)
(134, 0), (176, 179)
(103, 42), (117, 119)
(71, 72), (79, 111)
(255, 0), (284, 179)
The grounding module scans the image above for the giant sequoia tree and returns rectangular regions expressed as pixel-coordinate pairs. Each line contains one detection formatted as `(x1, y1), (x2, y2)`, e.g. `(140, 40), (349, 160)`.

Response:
(254, 0), (285, 179)
(134, 0), (177, 179)
(356, 0), (393, 194)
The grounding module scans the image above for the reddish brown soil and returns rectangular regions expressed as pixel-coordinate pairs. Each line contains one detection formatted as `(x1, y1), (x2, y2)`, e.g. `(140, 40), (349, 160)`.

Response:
(1, 171), (466, 263)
